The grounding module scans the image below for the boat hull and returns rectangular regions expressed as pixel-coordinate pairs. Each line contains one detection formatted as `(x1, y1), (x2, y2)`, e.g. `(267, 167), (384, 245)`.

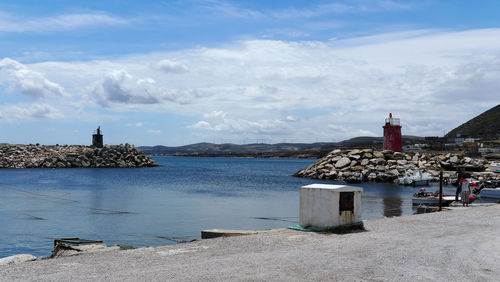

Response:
(412, 195), (475, 206)
(480, 188), (500, 199)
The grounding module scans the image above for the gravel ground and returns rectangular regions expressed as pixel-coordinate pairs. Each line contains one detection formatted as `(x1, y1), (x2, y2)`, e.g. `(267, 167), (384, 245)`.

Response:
(1, 204), (500, 281)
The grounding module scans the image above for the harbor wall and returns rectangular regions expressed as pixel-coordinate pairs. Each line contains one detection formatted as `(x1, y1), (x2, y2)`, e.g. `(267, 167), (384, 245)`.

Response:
(294, 148), (500, 183)
(0, 143), (157, 168)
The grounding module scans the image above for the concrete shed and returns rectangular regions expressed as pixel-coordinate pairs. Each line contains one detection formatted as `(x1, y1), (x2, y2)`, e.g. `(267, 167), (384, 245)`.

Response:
(299, 184), (363, 229)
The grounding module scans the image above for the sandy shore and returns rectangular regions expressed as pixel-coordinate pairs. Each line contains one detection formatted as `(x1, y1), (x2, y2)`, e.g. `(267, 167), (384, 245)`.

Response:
(1, 204), (500, 281)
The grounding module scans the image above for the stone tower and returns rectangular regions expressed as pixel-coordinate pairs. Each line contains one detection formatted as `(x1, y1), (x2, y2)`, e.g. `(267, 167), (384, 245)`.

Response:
(92, 126), (103, 148)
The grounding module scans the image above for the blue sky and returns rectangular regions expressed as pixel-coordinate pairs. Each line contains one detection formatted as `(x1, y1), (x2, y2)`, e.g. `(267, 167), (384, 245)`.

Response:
(0, 1), (499, 146)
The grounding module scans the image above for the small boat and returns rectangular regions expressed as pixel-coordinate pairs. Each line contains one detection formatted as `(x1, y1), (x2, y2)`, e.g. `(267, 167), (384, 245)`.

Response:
(479, 188), (500, 199)
(439, 161), (484, 172)
(398, 169), (432, 186)
(412, 195), (456, 206)
(487, 162), (500, 173)
(412, 188), (476, 206)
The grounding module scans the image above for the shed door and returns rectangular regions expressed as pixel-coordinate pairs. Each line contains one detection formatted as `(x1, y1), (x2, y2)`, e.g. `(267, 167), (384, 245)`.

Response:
(339, 192), (354, 214)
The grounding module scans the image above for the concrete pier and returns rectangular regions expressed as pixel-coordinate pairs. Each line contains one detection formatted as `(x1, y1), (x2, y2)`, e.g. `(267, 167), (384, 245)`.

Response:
(201, 229), (258, 239)
(1, 205), (499, 281)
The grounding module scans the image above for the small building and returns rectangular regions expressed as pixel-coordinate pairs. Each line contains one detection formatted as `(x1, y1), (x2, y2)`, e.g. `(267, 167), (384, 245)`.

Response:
(92, 126), (103, 148)
(383, 113), (402, 152)
(299, 184), (362, 229)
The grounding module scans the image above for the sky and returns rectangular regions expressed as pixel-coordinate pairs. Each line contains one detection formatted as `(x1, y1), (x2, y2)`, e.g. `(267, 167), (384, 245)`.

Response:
(0, 0), (499, 146)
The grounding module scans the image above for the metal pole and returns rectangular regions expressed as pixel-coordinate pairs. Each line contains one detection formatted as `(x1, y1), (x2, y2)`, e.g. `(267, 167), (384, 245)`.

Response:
(439, 171), (443, 211)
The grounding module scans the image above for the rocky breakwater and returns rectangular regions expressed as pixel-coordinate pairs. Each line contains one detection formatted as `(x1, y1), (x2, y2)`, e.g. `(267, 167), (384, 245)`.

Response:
(294, 149), (499, 183)
(0, 144), (158, 168)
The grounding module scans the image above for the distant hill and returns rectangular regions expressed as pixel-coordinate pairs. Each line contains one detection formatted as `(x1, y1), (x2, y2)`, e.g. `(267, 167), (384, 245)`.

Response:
(138, 135), (423, 158)
(445, 104), (500, 139)
(138, 142), (335, 158)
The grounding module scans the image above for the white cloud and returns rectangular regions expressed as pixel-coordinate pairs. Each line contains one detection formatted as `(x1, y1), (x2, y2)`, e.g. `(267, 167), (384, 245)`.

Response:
(18, 28), (500, 143)
(90, 70), (188, 107)
(189, 121), (212, 130)
(0, 11), (129, 33)
(0, 58), (66, 99)
(0, 103), (63, 121)
(156, 59), (189, 74)
(189, 112), (291, 135)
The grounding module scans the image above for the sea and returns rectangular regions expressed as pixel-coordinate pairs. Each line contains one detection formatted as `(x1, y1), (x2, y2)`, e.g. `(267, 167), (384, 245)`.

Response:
(0, 156), (460, 258)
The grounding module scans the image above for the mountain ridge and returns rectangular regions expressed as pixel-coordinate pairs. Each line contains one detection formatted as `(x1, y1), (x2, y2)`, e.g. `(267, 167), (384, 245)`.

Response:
(446, 104), (500, 139)
(138, 136), (423, 158)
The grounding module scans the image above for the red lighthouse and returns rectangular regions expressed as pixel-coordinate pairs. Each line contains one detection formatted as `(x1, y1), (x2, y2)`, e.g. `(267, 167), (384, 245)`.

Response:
(383, 113), (402, 152)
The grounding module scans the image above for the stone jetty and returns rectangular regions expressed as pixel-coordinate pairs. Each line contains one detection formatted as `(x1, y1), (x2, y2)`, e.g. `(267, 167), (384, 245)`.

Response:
(0, 143), (157, 168)
(294, 149), (500, 183)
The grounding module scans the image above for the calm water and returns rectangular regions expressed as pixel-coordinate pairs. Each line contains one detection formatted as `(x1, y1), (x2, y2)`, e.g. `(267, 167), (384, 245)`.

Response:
(0, 156), (452, 258)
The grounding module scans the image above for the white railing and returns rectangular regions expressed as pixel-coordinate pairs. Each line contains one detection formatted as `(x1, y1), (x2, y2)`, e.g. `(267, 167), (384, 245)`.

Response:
(385, 118), (400, 126)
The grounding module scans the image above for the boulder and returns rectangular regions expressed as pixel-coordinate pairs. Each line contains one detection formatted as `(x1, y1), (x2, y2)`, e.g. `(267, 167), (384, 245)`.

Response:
(396, 160), (408, 166)
(335, 157), (351, 169)
(393, 152), (405, 160)
(449, 156), (458, 163)
(331, 156), (342, 162)
(348, 149), (362, 156)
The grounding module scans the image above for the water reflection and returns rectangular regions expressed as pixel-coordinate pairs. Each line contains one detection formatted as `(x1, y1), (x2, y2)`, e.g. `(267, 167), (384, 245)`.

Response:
(383, 196), (403, 217)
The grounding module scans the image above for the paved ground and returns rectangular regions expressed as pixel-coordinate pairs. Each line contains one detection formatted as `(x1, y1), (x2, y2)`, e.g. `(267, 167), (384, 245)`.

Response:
(1, 204), (500, 281)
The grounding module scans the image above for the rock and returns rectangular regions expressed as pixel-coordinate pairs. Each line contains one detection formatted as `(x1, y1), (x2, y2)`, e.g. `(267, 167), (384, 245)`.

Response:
(373, 151), (384, 158)
(364, 152), (373, 158)
(368, 173), (377, 181)
(0, 254), (36, 265)
(348, 149), (362, 156)
(351, 165), (363, 171)
(335, 157), (351, 169)
(331, 156), (342, 162)
(449, 156), (458, 163)
(388, 169), (399, 176)
(396, 160), (408, 166)
(331, 149), (342, 155)
(393, 152), (404, 160)
(350, 160), (358, 167)
(360, 159), (369, 166)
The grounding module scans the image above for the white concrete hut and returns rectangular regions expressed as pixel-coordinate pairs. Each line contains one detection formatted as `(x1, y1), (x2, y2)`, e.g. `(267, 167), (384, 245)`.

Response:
(299, 184), (363, 229)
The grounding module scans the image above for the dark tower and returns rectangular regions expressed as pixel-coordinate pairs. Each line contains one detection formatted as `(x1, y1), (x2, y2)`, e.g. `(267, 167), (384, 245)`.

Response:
(383, 113), (402, 152)
(92, 126), (103, 148)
